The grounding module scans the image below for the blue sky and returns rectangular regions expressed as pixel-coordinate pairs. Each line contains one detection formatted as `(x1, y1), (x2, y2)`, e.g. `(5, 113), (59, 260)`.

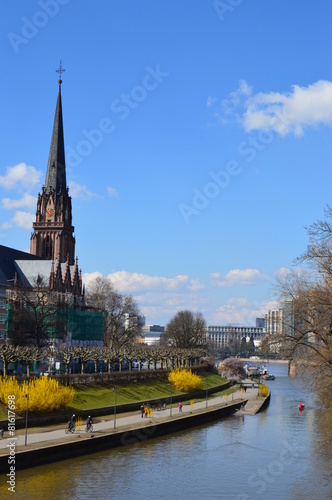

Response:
(2, 1), (332, 327)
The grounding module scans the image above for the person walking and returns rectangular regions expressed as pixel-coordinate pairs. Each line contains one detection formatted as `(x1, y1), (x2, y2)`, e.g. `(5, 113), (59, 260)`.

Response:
(179, 401), (183, 412)
(86, 415), (93, 430)
(144, 405), (148, 418)
(141, 403), (145, 418)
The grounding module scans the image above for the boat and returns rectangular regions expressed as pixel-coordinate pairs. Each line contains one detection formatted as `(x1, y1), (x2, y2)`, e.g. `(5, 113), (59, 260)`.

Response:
(262, 373), (275, 380)
(244, 363), (268, 378)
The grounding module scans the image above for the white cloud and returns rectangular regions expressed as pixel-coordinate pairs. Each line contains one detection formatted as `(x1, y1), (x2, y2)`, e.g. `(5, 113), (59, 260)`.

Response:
(107, 186), (119, 198)
(207, 96), (217, 107)
(11, 211), (35, 230)
(221, 79), (252, 115)
(69, 180), (98, 200)
(210, 268), (267, 287)
(213, 297), (267, 326)
(82, 271), (206, 324)
(274, 267), (291, 280)
(83, 271), (193, 293)
(263, 300), (280, 311)
(243, 80), (332, 136)
(211, 80), (332, 136)
(106, 271), (189, 292)
(82, 270), (273, 327)
(188, 279), (205, 292)
(2, 193), (37, 210)
(0, 163), (42, 190)
(0, 164), (40, 232)
(82, 272), (104, 288)
(0, 221), (12, 230)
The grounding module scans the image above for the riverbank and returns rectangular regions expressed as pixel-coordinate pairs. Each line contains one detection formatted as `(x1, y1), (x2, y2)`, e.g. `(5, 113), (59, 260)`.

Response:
(0, 380), (230, 430)
(0, 382), (270, 474)
(237, 358), (289, 364)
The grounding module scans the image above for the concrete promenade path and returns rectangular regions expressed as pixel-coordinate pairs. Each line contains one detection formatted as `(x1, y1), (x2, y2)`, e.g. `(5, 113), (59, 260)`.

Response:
(0, 380), (265, 454)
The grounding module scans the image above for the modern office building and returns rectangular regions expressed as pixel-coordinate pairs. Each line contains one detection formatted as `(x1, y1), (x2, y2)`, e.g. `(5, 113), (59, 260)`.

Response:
(207, 321), (266, 349)
(265, 308), (284, 335)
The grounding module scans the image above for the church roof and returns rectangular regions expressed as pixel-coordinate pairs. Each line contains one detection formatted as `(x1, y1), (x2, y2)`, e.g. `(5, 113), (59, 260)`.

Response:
(14, 259), (76, 289)
(0, 245), (42, 287)
(44, 78), (67, 195)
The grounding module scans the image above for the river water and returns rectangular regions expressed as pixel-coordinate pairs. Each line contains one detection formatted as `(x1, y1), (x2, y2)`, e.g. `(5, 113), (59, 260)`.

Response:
(1, 362), (331, 500)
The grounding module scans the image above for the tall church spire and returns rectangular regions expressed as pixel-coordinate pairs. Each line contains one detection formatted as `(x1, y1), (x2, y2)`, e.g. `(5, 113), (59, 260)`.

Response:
(30, 62), (75, 264)
(44, 63), (66, 194)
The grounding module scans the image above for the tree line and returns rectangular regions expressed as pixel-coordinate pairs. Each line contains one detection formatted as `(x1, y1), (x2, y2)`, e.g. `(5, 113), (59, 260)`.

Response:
(0, 344), (206, 377)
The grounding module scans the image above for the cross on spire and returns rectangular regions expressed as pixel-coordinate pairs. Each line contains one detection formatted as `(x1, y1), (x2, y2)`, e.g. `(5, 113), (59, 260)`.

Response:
(56, 60), (65, 80)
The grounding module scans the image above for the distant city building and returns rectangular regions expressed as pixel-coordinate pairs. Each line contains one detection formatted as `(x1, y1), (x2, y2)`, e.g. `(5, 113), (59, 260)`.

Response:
(282, 299), (294, 337)
(125, 313), (146, 332)
(265, 309), (284, 335)
(256, 317), (265, 328)
(141, 324), (165, 345)
(207, 321), (266, 349)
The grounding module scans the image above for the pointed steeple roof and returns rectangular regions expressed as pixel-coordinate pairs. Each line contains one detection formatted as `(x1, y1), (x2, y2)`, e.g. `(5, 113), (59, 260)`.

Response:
(44, 73), (67, 195)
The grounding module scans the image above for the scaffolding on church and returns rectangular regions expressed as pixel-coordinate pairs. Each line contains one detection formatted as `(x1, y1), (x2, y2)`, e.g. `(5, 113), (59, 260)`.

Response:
(5, 301), (104, 345)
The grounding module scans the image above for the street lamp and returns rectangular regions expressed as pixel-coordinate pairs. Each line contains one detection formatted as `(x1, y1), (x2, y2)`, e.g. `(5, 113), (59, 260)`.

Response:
(23, 394), (29, 446)
(169, 382), (172, 417)
(112, 386), (117, 429)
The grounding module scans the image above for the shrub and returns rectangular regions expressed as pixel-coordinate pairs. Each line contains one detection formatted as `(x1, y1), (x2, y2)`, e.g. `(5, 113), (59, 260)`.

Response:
(259, 383), (269, 397)
(0, 376), (75, 414)
(168, 368), (203, 392)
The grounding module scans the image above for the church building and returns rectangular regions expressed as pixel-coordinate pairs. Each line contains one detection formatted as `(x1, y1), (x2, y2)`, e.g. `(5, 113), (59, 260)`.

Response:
(1, 67), (103, 347)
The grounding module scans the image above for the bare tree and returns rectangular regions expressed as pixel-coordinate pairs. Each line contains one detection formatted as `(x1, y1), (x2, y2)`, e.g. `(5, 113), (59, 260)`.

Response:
(0, 345), (18, 376)
(17, 346), (43, 377)
(86, 276), (143, 349)
(164, 310), (207, 349)
(7, 275), (59, 348)
(276, 206), (332, 413)
(75, 346), (93, 374)
(56, 346), (76, 375)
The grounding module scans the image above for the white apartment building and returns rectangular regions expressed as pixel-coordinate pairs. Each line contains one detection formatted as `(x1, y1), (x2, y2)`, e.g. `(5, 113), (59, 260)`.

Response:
(265, 309), (284, 335)
(207, 320), (265, 349)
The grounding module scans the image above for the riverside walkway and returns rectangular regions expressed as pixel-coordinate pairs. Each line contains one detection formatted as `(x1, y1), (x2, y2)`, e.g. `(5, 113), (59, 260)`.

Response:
(0, 381), (266, 454)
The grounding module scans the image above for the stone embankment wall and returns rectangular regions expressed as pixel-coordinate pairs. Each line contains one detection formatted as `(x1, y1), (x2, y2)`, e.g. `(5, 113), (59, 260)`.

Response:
(0, 399), (243, 474)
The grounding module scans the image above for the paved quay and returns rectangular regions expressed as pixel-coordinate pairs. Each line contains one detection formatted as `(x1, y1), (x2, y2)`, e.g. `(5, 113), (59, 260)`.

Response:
(0, 381), (266, 454)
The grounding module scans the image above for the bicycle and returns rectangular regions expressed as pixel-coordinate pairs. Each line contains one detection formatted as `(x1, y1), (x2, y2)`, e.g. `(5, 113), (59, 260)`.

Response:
(85, 423), (93, 432)
(65, 423), (76, 434)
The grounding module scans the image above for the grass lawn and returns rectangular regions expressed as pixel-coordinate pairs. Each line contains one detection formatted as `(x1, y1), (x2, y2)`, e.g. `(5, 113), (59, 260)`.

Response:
(67, 373), (226, 411)
(0, 373), (227, 420)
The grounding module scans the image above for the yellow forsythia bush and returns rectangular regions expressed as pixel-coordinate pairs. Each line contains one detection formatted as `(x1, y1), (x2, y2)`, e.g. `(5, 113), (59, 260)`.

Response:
(0, 376), (75, 414)
(259, 383), (269, 397)
(168, 368), (203, 392)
